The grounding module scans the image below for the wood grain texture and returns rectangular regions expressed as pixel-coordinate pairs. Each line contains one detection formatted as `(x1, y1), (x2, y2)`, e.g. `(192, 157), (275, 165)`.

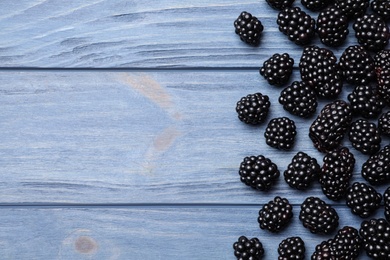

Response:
(0, 0), (376, 68)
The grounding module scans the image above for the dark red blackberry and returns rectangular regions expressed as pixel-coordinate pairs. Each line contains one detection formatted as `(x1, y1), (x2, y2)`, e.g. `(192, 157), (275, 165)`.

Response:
(284, 151), (320, 190)
(299, 46), (343, 98)
(361, 145), (390, 185)
(301, 0), (333, 11)
(233, 236), (264, 259)
(239, 155), (280, 191)
(234, 11), (264, 46)
(360, 218), (390, 259)
(278, 237), (305, 260)
(375, 50), (390, 106)
(348, 119), (381, 155)
(384, 187), (390, 222)
(347, 85), (385, 119)
(311, 240), (337, 259)
(259, 53), (294, 86)
(319, 147), (355, 201)
(331, 226), (362, 259)
(299, 196), (339, 234)
(316, 6), (349, 47)
(371, 0), (390, 21)
(236, 93), (270, 125)
(258, 196), (293, 232)
(346, 182), (382, 218)
(264, 117), (296, 150)
(309, 100), (352, 153)
(335, 0), (369, 19)
(266, 0), (295, 10)
(339, 45), (375, 85)
(277, 7), (316, 45)
(379, 111), (390, 136)
(278, 81), (318, 118)
(353, 14), (389, 52)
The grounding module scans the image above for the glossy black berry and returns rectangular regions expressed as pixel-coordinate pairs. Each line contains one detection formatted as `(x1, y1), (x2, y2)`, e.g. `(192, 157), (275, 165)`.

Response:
(331, 226), (362, 259)
(260, 53), (294, 86)
(266, 0), (295, 10)
(264, 117), (296, 150)
(375, 50), (390, 106)
(346, 182), (382, 218)
(233, 236), (264, 260)
(301, 0), (333, 11)
(348, 119), (381, 155)
(311, 240), (337, 260)
(278, 237), (305, 260)
(317, 6), (349, 47)
(353, 14), (389, 51)
(360, 218), (390, 259)
(234, 11), (264, 46)
(258, 196), (293, 232)
(335, 0), (369, 19)
(361, 145), (390, 185)
(371, 0), (390, 21)
(384, 187), (390, 222)
(236, 93), (270, 125)
(347, 85), (384, 119)
(379, 111), (390, 136)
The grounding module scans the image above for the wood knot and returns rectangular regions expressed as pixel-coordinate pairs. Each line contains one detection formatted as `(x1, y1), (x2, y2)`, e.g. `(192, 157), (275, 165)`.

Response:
(75, 236), (98, 254)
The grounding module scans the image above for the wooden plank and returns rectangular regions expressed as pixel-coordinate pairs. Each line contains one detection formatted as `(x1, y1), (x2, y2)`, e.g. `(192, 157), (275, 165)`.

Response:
(0, 206), (379, 259)
(0, 0), (365, 68)
(0, 70), (388, 204)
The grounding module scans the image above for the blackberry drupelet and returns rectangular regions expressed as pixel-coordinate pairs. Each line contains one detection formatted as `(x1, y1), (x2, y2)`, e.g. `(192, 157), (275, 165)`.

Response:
(348, 119), (381, 155)
(284, 151), (320, 190)
(331, 226), (362, 259)
(258, 196), (293, 232)
(339, 45), (375, 85)
(384, 187), (390, 222)
(264, 117), (296, 150)
(233, 236), (264, 259)
(234, 11), (264, 46)
(266, 0), (295, 10)
(239, 155), (280, 191)
(375, 50), (390, 106)
(320, 147), (355, 201)
(301, 0), (333, 11)
(360, 218), (390, 259)
(346, 182), (382, 218)
(371, 0), (390, 21)
(259, 53), (294, 86)
(317, 6), (349, 47)
(299, 45), (343, 98)
(278, 237), (305, 260)
(236, 93), (270, 125)
(353, 14), (389, 51)
(379, 111), (390, 136)
(347, 85), (384, 119)
(309, 100), (352, 153)
(361, 145), (390, 185)
(335, 0), (369, 19)
(278, 81), (318, 118)
(311, 240), (337, 259)
(277, 7), (316, 45)
(299, 196), (339, 234)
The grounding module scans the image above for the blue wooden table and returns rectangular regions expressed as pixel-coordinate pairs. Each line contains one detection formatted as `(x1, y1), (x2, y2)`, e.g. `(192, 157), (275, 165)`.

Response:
(0, 1), (389, 259)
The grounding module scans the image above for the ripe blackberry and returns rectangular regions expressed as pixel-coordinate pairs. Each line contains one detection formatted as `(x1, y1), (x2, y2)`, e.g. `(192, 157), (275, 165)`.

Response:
(360, 218), (390, 259)
(258, 196), (293, 232)
(319, 147), (355, 201)
(378, 111), (390, 136)
(277, 7), (316, 45)
(353, 14), (389, 51)
(361, 145), (390, 185)
(264, 117), (296, 150)
(284, 151), (320, 190)
(299, 45), (343, 98)
(236, 93), (270, 125)
(375, 50), (390, 106)
(348, 119), (381, 155)
(311, 240), (337, 259)
(384, 187), (390, 222)
(371, 0), (390, 21)
(301, 0), (333, 11)
(233, 236), (265, 259)
(278, 81), (318, 118)
(331, 226), (362, 259)
(317, 6), (349, 47)
(266, 0), (295, 10)
(259, 53), (294, 86)
(234, 11), (264, 46)
(239, 155), (280, 191)
(278, 237), (305, 260)
(346, 182), (382, 218)
(335, 0), (369, 19)
(347, 85), (384, 119)
(299, 196), (339, 234)
(339, 45), (375, 85)
(309, 100), (352, 153)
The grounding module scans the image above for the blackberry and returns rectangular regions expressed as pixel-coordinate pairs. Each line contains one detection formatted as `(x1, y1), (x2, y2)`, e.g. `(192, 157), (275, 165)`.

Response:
(311, 240), (337, 259)
(371, 0), (390, 21)
(258, 196), (293, 232)
(301, 0), (333, 11)
(319, 147), (355, 201)
(384, 187), (390, 222)
(353, 14), (389, 52)
(316, 6), (349, 47)
(339, 45), (375, 85)
(284, 151), (320, 190)
(233, 236), (265, 259)
(239, 155), (280, 191)
(279, 81), (318, 118)
(331, 226), (362, 259)
(348, 119), (381, 155)
(309, 100), (352, 153)
(299, 46), (343, 98)
(347, 85), (384, 119)
(299, 196), (339, 234)
(360, 218), (390, 259)
(236, 93), (271, 125)
(264, 117), (296, 150)
(346, 182), (382, 218)
(234, 11), (264, 46)
(278, 237), (305, 260)
(277, 7), (316, 45)
(259, 53), (294, 86)
(375, 50), (390, 106)
(361, 145), (390, 185)
(266, 0), (295, 10)
(379, 111), (390, 136)
(335, 0), (369, 19)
